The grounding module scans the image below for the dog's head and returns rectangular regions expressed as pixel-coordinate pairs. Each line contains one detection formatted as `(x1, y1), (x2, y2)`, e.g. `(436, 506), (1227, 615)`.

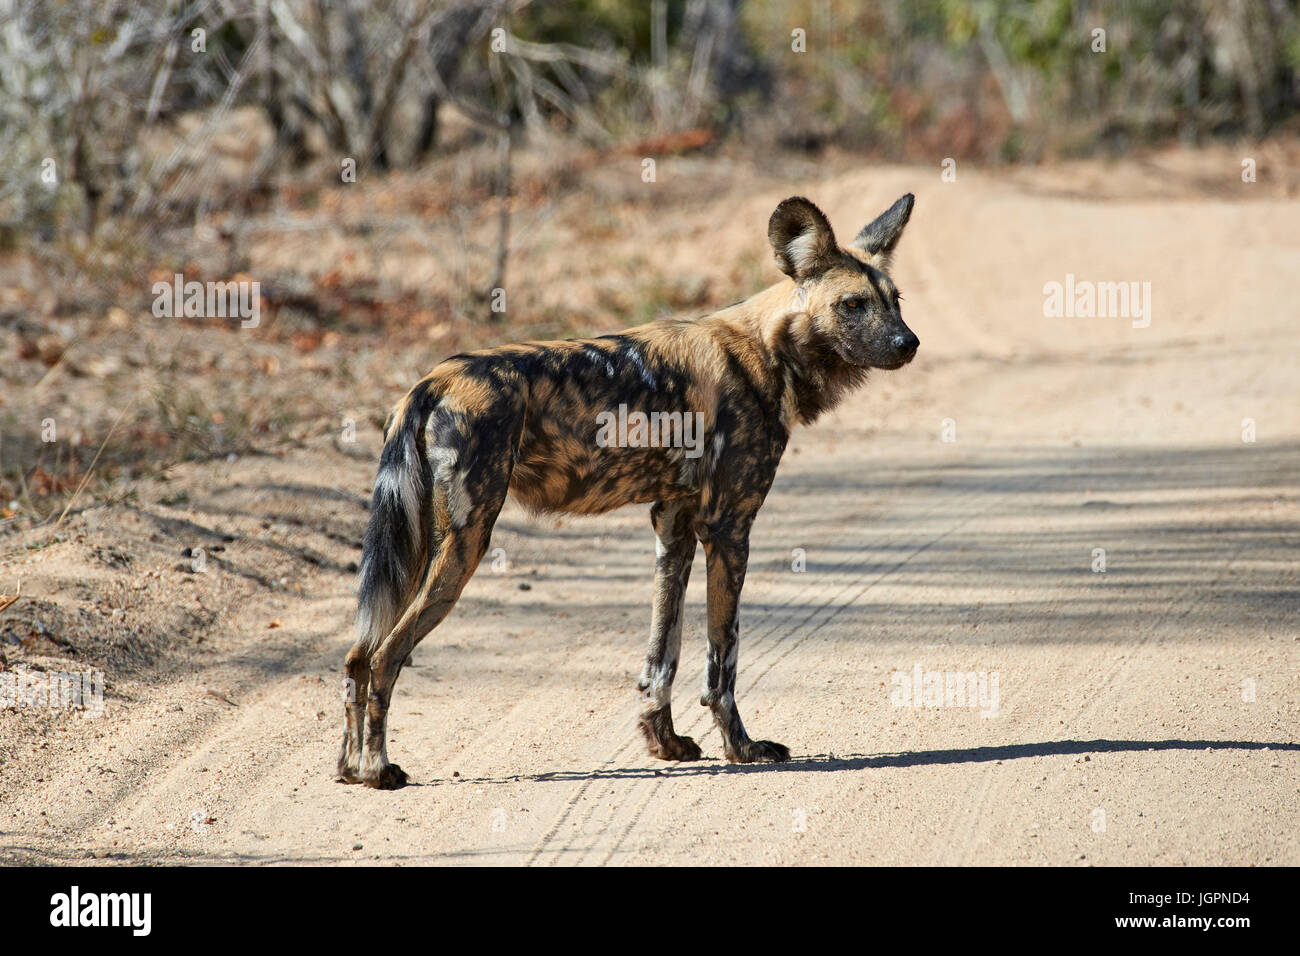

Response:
(768, 194), (918, 370)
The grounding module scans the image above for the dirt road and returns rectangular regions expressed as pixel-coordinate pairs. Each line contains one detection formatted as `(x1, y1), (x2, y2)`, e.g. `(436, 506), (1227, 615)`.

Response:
(3, 158), (1297, 865)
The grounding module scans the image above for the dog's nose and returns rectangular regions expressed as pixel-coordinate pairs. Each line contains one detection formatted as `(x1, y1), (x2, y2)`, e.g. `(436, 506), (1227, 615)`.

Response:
(893, 332), (920, 355)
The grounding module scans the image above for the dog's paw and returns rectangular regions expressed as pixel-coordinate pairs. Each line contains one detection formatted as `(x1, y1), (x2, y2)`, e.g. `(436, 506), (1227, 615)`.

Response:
(336, 754), (363, 784)
(639, 708), (702, 761)
(728, 739), (790, 764)
(650, 734), (703, 762)
(362, 763), (409, 790)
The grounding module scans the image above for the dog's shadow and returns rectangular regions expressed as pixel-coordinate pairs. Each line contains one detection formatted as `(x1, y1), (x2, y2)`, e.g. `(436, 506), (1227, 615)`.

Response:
(436, 738), (1298, 786)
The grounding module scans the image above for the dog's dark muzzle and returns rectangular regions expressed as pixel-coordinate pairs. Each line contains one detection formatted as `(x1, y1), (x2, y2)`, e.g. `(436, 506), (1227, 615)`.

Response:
(890, 331), (919, 364)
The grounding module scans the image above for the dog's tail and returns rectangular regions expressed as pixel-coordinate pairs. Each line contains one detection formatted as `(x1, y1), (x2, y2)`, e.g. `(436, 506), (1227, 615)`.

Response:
(355, 379), (439, 655)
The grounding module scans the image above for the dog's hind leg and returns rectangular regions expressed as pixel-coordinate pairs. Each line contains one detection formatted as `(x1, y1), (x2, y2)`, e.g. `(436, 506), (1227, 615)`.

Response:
(637, 498), (702, 760)
(358, 532), (479, 790)
(337, 641), (371, 783)
(339, 378), (439, 786)
(359, 391), (521, 790)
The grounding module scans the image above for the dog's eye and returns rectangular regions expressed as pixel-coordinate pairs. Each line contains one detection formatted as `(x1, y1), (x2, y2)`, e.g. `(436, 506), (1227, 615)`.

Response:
(843, 298), (863, 311)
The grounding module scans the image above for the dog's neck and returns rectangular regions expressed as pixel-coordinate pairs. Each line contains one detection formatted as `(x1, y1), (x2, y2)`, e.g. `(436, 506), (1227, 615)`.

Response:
(711, 281), (868, 427)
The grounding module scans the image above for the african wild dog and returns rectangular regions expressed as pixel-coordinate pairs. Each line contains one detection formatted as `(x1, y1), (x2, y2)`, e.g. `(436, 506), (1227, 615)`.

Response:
(338, 194), (919, 788)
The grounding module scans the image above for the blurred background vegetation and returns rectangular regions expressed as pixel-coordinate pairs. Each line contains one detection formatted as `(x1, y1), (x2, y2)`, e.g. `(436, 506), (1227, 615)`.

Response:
(2, 0), (1298, 240)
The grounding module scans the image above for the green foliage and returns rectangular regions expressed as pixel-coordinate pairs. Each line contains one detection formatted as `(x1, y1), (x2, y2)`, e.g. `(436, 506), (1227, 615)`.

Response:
(516, 0), (688, 54)
(729, 0), (1300, 159)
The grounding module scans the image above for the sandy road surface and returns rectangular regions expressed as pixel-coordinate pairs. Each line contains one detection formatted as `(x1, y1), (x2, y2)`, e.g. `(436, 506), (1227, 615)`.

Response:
(3, 162), (1297, 865)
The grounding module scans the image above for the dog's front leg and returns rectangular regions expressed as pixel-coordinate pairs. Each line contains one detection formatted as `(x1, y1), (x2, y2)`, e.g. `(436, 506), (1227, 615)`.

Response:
(698, 516), (790, 763)
(637, 498), (702, 760)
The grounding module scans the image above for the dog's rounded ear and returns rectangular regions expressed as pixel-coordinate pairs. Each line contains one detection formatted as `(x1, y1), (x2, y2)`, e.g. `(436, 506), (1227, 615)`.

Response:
(850, 193), (915, 265)
(769, 197), (838, 280)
